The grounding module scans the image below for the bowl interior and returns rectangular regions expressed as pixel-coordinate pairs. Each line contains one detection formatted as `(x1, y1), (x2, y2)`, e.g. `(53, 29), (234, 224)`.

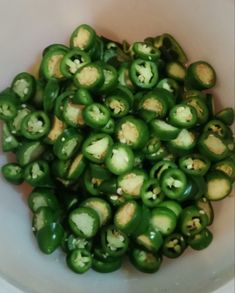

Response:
(0, 0), (234, 292)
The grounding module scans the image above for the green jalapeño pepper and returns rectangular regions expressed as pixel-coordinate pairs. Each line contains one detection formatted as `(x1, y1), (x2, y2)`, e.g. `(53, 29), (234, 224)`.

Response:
(187, 228), (213, 251)
(83, 103), (110, 128)
(65, 234), (92, 252)
(198, 132), (229, 162)
(114, 200), (141, 235)
(8, 104), (32, 136)
(162, 233), (186, 258)
(23, 160), (53, 187)
(46, 116), (66, 144)
(70, 24), (96, 51)
(11, 72), (36, 102)
(166, 61), (186, 82)
(150, 119), (180, 141)
(195, 197), (214, 226)
(150, 160), (177, 180)
(160, 168), (187, 200)
(132, 42), (161, 61)
(32, 206), (58, 234)
(157, 78), (181, 100)
(105, 143), (134, 175)
(167, 129), (196, 156)
(213, 159), (235, 182)
(101, 225), (129, 257)
(130, 59), (158, 89)
(74, 88), (93, 105)
(82, 133), (113, 163)
(43, 79), (60, 112)
(215, 107), (234, 126)
(205, 171), (232, 201)
(98, 63), (118, 94)
(183, 95), (209, 125)
(142, 136), (161, 157)
(1, 163), (24, 185)
(41, 48), (68, 80)
(158, 200), (182, 218)
(141, 179), (165, 208)
(130, 247), (162, 274)
(92, 256), (122, 273)
(0, 89), (19, 122)
(67, 249), (92, 274)
(115, 116), (149, 149)
(60, 48), (91, 78)
(28, 187), (59, 213)
(136, 228), (163, 253)
(53, 128), (83, 161)
(117, 169), (148, 200)
(138, 90), (168, 122)
(63, 99), (85, 128)
(150, 207), (177, 236)
(203, 119), (228, 138)
(37, 222), (64, 254)
(1, 123), (19, 152)
(74, 63), (104, 91)
(69, 207), (100, 238)
(21, 111), (50, 140)
(179, 206), (209, 237)
(185, 61), (216, 90)
(179, 153), (211, 176)
(169, 104), (197, 129)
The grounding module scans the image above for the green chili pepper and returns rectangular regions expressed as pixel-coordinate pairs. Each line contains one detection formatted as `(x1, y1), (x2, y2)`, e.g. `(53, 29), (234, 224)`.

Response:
(1, 163), (24, 185)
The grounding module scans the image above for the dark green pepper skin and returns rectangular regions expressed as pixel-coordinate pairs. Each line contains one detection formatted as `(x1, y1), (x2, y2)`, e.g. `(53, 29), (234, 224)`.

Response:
(1, 123), (19, 152)
(37, 223), (64, 254)
(136, 228), (163, 253)
(130, 247), (162, 273)
(83, 103), (110, 128)
(11, 72), (36, 102)
(130, 59), (159, 89)
(0, 89), (19, 122)
(43, 79), (60, 112)
(74, 88), (93, 105)
(32, 206), (58, 233)
(215, 107), (234, 126)
(157, 78), (181, 100)
(1, 163), (24, 185)
(203, 119), (228, 138)
(179, 206), (209, 237)
(179, 153), (211, 176)
(162, 233), (187, 258)
(169, 104), (197, 129)
(66, 249), (92, 274)
(187, 228), (213, 250)
(92, 257), (122, 273)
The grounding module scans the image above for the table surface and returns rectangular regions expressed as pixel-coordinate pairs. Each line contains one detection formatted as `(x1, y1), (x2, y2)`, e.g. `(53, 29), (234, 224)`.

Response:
(0, 277), (234, 293)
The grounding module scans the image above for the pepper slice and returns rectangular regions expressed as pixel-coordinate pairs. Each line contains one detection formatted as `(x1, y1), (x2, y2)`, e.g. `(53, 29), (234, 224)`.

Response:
(81, 197), (112, 227)
(63, 99), (85, 127)
(98, 63), (118, 93)
(23, 160), (53, 187)
(92, 256), (122, 273)
(118, 62), (135, 91)
(8, 105), (32, 136)
(53, 128), (83, 161)
(187, 228), (213, 250)
(162, 233), (186, 258)
(132, 42), (161, 61)
(130, 59), (158, 89)
(198, 132), (229, 162)
(74, 63), (104, 91)
(185, 61), (217, 90)
(179, 153), (211, 176)
(32, 206), (58, 233)
(136, 228), (163, 253)
(0, 90), (19, 122)
(41, 48), (68, 80)
(74, 88), (93, 105)
(46, 116), (66, 144)
(130, 247), (162, 274)
(11, 72), (36, 102)
(101, 225), (129, 257)
(169, 104), (197, 129)
(117, 169), (148, 200)
(21, 111), (50, 140)
(215, 107), (235, 126)
(65, 234), (92, 252)
(114, 200), (142, 235)
(213, 159), (235, 182)
(60, 48), (91, 78)
(166, 61), (186, 82)
(195, 197), (214, 226)
(105, 143), (134, 175)
(205, 171), (232, 201)
(143, 136), (161, 157)
(37, 222), (64, 254)
(179, 206), (209, 237)
(115, 116), (149, 149)
(141, 179), (165, 208)
(70, 24), (96, 51)
(158, 200), (182, 218)
(150, 119), (180, 141)
(138, 90), (168, 122)
(157, 78), (181, 100)
(150, 160), (177, 180)
(1, 163), (24, 185)
(160, 168), (187, 200)
(150, 207), (177, 236)
(28, 188), (59, 213)
(69, 207), (100, 238)
(1, 123), (19, 152)
(83, 103), (110, 128)
(16, 141), (45, 167)
(203, 119), (228, 139)
(82, 133), (113, 163)
(67, 249), (92, 274)
(168, 129), (196, 156)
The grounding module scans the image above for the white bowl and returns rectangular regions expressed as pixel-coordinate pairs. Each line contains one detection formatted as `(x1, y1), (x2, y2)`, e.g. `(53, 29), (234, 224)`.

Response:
(0, 0), (234, 292)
